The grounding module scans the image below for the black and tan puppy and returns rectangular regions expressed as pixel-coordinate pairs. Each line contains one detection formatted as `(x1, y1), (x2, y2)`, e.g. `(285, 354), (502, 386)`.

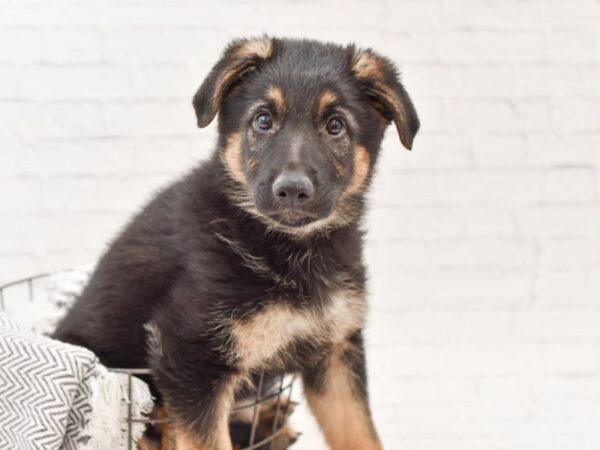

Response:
(54, 36), (419, 450)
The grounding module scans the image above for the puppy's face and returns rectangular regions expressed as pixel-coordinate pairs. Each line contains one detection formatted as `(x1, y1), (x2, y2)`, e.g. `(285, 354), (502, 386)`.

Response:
(193, 37), (419, 235)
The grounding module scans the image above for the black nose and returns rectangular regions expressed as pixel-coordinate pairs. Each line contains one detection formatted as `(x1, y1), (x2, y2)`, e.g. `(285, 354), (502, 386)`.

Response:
(272, 171), (314, 206)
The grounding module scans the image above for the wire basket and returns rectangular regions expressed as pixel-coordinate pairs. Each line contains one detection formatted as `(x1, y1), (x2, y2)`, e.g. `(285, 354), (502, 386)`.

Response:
(0, 271), (298, 450)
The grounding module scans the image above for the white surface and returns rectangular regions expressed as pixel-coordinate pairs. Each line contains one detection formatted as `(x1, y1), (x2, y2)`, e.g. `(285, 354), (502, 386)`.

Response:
(1, 1), (600, 449)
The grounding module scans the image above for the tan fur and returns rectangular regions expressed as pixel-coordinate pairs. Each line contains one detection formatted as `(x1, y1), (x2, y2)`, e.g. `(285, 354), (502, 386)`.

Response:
(258, 403), (300, 450)
(172, 428), (201, 450)
(333, 160), (346, 177)
(317, 89), (338, 115)
(351, 50), (414, 149)
(203, 38), (274, 126)
(305, 350), (382, 450)
(255, 194), (362, 238)
(137, 438), (151, 450)
(351, 50), (383, 80)
(343, 145), (371, 196)
(173, 416), (231, 450)
(137, 436), (159, 450)
(269, 197), (361, 237)
(168, 380), (236, 450)
(235, 37), (274, 60)
(259, 191), (363, 237)
(229, 403), (255, 425)
(266, 85), (287, 113)
(231, 396), (299, 450)
(204, 67), (241, 126)
(137, 406), (175, 450)
(372, 80), (412, 147)
(229, 290), (366, 370)
(157, 406), (175, 450)
(246, 157), (257, 171)
(221, 133), (247, 187)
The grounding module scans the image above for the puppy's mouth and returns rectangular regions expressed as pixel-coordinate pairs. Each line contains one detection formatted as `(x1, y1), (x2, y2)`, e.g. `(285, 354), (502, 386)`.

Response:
(265, 209), (321, 227)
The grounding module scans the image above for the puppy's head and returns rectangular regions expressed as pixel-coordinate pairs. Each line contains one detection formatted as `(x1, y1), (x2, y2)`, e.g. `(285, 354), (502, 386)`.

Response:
(193, 36), (419, 235)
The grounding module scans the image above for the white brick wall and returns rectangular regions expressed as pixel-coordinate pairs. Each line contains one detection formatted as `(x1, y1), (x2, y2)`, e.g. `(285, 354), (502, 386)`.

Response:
(1, 1), (599, 449)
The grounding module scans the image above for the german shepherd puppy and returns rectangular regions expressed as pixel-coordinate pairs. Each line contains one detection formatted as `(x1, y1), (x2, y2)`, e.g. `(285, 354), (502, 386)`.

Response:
(53, 36), (419, 450)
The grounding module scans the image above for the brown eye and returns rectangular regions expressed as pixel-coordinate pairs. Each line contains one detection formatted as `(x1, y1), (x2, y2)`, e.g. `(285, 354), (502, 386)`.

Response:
(254, 112), (272, 131)
(326, 117), (344, 135)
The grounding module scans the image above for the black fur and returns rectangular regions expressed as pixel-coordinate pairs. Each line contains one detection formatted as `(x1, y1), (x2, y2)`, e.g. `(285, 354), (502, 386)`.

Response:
(53, 36), (419, 446)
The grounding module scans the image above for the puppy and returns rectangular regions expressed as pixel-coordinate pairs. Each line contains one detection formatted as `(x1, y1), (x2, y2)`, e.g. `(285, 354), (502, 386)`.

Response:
(53, 36), (419, 450)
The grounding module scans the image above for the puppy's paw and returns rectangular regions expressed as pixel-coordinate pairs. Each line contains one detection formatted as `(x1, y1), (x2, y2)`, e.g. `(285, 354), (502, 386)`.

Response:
(268, 426), (300, 450)
(257, 398), (300, 449)
(259, 396), (298, 423)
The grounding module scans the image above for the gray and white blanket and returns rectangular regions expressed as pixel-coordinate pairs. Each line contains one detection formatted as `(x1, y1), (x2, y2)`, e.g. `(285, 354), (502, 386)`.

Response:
(0, 268), (153, 450)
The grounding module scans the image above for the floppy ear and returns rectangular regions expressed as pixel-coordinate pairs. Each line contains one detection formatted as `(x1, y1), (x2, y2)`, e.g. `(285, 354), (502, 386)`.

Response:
(193, 36), (275, 128)
(350, 48), (420, 150)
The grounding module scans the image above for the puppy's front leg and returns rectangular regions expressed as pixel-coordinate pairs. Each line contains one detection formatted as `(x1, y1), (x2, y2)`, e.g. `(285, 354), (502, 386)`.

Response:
(302, 332), (383, 450)
(149, 324), (236, 450)
(158, 373), (235, 450)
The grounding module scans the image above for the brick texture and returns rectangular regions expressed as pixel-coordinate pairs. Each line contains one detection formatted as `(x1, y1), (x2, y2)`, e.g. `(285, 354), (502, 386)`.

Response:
(0, 1), (599, 449)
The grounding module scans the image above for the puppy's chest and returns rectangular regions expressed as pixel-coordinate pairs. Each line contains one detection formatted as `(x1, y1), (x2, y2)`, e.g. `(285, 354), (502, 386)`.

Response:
(228, 290), (366, 370)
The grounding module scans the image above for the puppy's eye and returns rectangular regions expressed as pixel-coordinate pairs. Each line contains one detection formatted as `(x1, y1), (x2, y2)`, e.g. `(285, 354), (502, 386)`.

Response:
(254, 113), (273, 131)
(326, 117), (344, 136)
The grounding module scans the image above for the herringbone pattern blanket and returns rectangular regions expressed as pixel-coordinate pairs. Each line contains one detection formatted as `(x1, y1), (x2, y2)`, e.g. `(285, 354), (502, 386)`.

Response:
(0, 315), (96, 449)
(0, 269), (153, 450)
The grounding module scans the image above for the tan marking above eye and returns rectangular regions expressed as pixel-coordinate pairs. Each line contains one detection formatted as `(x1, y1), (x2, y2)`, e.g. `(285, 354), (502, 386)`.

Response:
(317, 89), (338, 115)
(265, 85), (287, 113)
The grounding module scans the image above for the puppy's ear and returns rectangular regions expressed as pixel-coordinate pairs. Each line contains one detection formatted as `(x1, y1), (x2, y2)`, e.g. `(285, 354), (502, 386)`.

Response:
(193, 36), (275, 127)
(350, 48), (420, 150)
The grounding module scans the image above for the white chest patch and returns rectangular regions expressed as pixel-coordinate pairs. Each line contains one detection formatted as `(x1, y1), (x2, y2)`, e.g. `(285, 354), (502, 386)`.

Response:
(230, 290), (367, 370)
